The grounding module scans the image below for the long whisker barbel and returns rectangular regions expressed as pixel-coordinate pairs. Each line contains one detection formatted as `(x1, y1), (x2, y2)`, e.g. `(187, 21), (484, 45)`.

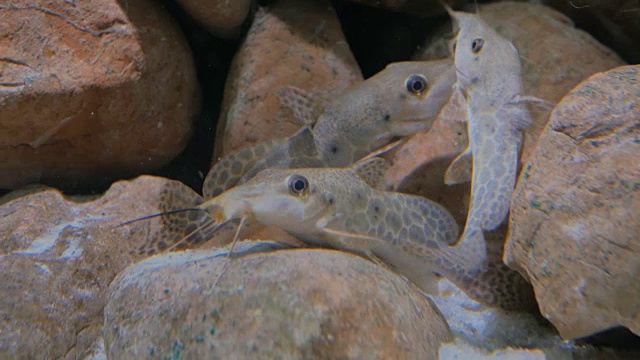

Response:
(118, 208), (205, 227)
(163, 217), (239, 253)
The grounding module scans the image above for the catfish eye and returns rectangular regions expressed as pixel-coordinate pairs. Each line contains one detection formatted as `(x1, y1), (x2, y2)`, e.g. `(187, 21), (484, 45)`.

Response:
(471, 38), (484, 53)
(288, 175), (309, 195)
(405, 75), (428, 94)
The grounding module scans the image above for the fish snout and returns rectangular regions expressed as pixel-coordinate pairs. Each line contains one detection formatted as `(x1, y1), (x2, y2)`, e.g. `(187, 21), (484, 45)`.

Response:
(199, 199), (225, 222)
(200, 191), (255, 223)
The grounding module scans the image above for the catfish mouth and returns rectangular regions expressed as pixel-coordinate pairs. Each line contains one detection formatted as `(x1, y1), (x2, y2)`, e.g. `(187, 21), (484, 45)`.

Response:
(252, 196), (326, 234)
(207, 188), (322, 234)
(201, 192), (255, 224)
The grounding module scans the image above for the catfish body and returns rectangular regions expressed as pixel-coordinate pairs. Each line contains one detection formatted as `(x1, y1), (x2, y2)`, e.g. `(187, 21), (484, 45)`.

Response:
(203, 59), (456, 198)
(445, 9), (533, 264)
(201, 159), (534, 310)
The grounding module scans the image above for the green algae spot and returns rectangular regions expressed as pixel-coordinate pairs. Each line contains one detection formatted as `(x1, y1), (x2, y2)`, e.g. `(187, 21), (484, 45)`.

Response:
(523, 164), (533, 180)
(210, 309), (220, 318)
(165, 340), (184, 360)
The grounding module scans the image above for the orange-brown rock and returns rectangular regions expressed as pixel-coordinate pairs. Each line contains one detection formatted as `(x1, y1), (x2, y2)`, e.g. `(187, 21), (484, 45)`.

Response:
(387, 1), (625, 221)
(0, 0), (199, 190)
(0, 176), (205, 358)
(213, 0), (362, 163)
(104, 248), (453, 359)
(505, 65), (640, 340)
(176, 0), (252, 38)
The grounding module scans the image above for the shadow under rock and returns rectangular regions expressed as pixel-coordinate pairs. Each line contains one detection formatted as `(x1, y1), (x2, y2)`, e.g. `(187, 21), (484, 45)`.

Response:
(332, 0), (450, 77)
(150, 0), (244, 195)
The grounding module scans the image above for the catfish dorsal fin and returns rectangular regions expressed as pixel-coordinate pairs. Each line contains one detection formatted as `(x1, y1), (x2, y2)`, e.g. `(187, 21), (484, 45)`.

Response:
(351, 157), (389, 188)
(288, 126), (316, 150)
(279, 85), (323, 127)
(284, 126), (320, 162)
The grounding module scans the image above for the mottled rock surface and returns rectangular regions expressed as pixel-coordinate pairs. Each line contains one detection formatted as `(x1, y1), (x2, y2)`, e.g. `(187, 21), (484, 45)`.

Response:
(104, 248), (453, 359)
(505, 65), (640, 339)
(0, 0), (199, 190)
(213, 0), (362, 162)
(176, 0), (252, 38)
(0, 176), (203, 358)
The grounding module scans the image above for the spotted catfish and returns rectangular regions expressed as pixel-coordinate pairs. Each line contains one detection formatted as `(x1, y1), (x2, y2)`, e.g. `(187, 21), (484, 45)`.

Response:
(202, 59), (456, 198)
(183, 158), (534, 310)
(443, 7), (536, 265)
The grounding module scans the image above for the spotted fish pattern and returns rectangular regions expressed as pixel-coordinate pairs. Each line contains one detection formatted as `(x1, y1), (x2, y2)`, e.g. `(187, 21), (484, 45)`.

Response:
(202, 59), (456, 198)
(193, 159), (536, 310)
(444, 8), (534, 267)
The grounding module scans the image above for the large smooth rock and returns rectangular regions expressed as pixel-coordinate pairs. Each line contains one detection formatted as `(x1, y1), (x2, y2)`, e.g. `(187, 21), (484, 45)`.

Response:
(0, 176), (203, 358)
(176, 0), (252, 38)
(104, 248), (453, 359)
(505, 65), (640, 339)
(213, 0), (362, 162)
(0, 0), (199, 190)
